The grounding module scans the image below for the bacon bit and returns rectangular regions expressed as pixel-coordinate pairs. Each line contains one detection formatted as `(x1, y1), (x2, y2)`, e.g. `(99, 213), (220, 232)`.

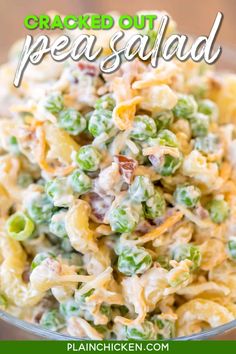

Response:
(34, 296), (58, 323)
(153, 215), (166, 226)
(136, 220), (153, 235)
(19, 125), (37, 142)
(85, 192), (114, 223)
(154, 208), (175, 226)
(114, 155), (138, 184)
(22, 267), (30, 283)
(45, 258), (62, 274)
(175, 204), (211, 229)
(148, 154), (164, 168)
(40, 295), (56, 309)
(87, 170), (100, 179)
(77, 62), (99, 77)
(207, 74), (222, 91)
(34, 311), (44, 323)
(195, 206), (209, 219)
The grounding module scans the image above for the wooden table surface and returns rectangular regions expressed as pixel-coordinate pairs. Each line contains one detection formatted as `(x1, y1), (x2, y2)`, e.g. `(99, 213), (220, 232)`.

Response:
(0, 0), (235, 340)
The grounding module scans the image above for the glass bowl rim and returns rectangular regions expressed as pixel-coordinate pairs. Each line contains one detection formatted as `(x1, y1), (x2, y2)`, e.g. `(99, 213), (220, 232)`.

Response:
(1, 308), (236, 340)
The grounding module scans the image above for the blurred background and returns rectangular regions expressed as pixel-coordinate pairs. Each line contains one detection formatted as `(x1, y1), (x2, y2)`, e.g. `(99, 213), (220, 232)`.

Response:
(0, 0), (236, 65)
(0, 0), (236, 340)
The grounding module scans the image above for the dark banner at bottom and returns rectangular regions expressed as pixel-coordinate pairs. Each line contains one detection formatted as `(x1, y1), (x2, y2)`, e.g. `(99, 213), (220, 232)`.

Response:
(0, 340), (236, 354)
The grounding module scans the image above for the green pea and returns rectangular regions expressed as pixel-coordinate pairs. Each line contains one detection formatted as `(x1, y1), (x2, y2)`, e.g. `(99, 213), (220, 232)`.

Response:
(143, 28), (158, 47)
(148, 130), (182, 176)
(0, 294), (7, 309)
(194, 133), (221, 155)
(8, 136), (20, 155)
(120, 141), (146, 164)
(62, 253), (86, 274)
(206, 199), (229, 224)
(84, 110), (93, 124)
(46, 231), (61, 245)
(190, 84), (207, 100)
(69, 169), (92, 194)
(174, 184), (201, 208)
(60, 237), (73, 252)
(143, 189), (166, 219)
(172, 244), (201, 271)
(156, 255), (170, 270)
(46, 177), (73, 207)
(27, 193), (55, 224)
(49, 210), (67, 238)
(44, 93), (64, 114)
(100, 303), (112, 321)
(36, 178), (46, 187)
(150, 154), (182, 176)
(17, 173), (33, 188)
(61, 252), (84, 268)
(154, 110), (174, 131)
(76, 145), (101, 172)
(58, 108), (86, 135)
(130, 115), (157, 141)
(40, 310), (65, 331)
(6, 212), (35, 241)
(109, 203), (142, 233)
(155, 129), (179, 147)
(75, 288), (95, 309)
(60, 299), (83, 318)
(113, 305), (129, 317)
(46, 178), (67, 200)
(31, 252), (56, 270)
(118, 246), (152, 276)
(151, 315), (175, 339)
(227, 239), (236, 261)
(62, 299), (92, 322)
(129, 176), (155, 203)
(92, 324), (110, 339)
(95, 94), (116, 111)
(46, 179), (63, 200)
(190, 113), (209, 137)
(114, 238), (128, 256)
(173, 94), (197, 119)
(125, 321), (157, 340)
(114, 234), (143, 255)
(198, 99), (218, 122)
(88, 109), (115, 137)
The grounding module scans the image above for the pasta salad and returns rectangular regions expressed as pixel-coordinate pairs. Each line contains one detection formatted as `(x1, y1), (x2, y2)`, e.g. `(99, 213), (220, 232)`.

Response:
(1, 11), (236, 340)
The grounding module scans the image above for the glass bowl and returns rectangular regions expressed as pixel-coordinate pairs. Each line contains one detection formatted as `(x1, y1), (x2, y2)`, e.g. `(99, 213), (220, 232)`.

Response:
(1, 308), (236, 340)
(0, 45), (236, 341)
